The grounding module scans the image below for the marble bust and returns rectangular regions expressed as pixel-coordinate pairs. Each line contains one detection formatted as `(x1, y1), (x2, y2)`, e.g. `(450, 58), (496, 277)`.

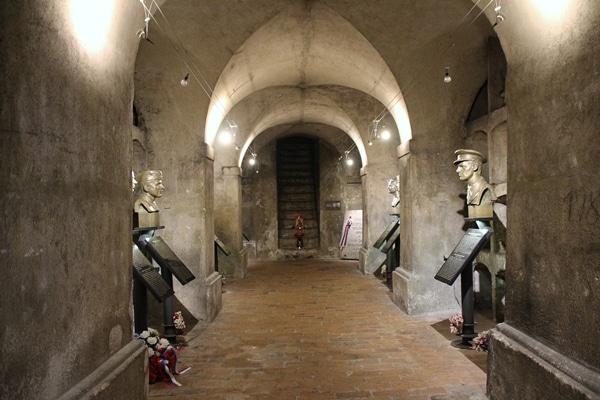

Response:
(387, 175), (400, 208)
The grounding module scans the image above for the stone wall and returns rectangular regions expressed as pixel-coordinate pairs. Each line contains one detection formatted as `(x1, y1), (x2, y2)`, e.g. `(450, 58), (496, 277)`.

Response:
(0, 1), (147, 398)
(487, 1), (600, 398)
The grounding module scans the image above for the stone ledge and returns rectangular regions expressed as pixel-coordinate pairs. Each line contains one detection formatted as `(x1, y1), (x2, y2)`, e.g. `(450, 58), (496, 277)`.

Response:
(58, 340), (147, 400)
(488, 323), (600, 399)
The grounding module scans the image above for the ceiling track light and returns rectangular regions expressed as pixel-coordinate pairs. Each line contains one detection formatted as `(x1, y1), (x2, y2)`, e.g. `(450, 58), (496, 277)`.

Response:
(180, 73), (189, 86)
(444, 67), (452, 83)
(493, 0), (506, 26)
(247, 147), (258, 167)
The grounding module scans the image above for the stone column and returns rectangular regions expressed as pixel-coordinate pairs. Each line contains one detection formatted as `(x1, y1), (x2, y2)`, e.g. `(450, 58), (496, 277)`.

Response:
(392, 142), (415, 313)
(391, 141), (465, 315)
(487, 1), (600, 398)
(358, 165), (387, 274)
(215, 166), (248, 279)
(169, 143), (222, 322)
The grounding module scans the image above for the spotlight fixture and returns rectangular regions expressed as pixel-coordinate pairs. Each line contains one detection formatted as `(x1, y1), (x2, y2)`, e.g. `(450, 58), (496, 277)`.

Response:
(380, 126), (391, 140)
(219, 130), (233, 144)
(247, 149), (258, 167)
(344, 151), (354, 166)
(180, 73), (189, 87)
(495, 12), (506, 24)
(444, 67), (452, 83)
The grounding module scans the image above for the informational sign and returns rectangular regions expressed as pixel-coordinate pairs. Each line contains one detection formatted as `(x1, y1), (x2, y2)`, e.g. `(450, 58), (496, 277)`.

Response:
(373, 219), (400, 249)
(434, 227), (493, 285)
(214, 235), (231, 256)
(132, 243), (174, 302)
(379, 224), (400, 254)
(144, 236), (196, 284)
(339, 210), (363, 260)
(325, 201), (341, 210)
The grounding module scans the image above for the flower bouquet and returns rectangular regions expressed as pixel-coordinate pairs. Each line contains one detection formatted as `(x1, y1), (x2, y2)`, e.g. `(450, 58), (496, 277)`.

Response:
(470, 330), (490, 352)
(449, 312), (464, 335)
(134, 328), (191, 386)
(173, 311), (186, 335)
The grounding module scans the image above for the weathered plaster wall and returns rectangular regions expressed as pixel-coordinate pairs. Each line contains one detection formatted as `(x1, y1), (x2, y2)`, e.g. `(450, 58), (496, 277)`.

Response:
(487, 1), (600, 398)
(214, 165), (248, 279)
(134, 26), (222, 322)
(243, 141), (279, 259)
(320, 143), (362, 256)
(391, 31), (490, 315)
(242, 139), (361, 260)
(0, 1), (147, 399)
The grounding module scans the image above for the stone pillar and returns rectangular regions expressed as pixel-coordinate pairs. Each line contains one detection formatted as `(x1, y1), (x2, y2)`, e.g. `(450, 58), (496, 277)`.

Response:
(168, 143), (222, 322)
(0, 2), (148, 399)
(358, 165), (387, 275)
(487, 1), (600, 398)
(392, 141), (465, 315)
(215, 166), (248, 279)
(392, 142), (414, 313)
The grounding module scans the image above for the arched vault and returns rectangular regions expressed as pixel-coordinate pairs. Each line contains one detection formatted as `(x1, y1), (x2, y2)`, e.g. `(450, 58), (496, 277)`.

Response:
(205, 2), (412, 150)
(235, 87), (365, 168)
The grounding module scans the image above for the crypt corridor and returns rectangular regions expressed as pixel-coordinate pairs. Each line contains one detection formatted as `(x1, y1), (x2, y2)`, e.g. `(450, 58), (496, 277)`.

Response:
(1, 1), (599, 399)
(148, 260), (491, 400)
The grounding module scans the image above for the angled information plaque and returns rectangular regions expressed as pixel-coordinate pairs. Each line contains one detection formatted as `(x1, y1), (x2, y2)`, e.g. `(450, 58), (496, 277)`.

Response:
(434, 227), (493, 285)
(144, 236), (196, 285)
(132, 243), (174, 302)
(373, 219), (400, 249)
(214, 235), (231, 256)
(380, 224), (401, 254)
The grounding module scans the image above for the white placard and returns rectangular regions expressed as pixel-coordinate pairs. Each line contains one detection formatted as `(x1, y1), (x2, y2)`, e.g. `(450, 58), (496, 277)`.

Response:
(339, 210), (363, 260)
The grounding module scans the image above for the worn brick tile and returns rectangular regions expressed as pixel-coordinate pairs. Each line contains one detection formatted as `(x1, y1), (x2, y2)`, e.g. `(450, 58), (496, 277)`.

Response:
(149, 260), (488, 400)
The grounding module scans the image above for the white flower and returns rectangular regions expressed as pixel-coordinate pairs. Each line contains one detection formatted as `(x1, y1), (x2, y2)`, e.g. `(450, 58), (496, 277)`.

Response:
(139, 330), (150, 339)
(147, 347), (155, 357)
(146, 336), (158, 346)
(148, 328), (160, 336)
(159, 338), (170, 347)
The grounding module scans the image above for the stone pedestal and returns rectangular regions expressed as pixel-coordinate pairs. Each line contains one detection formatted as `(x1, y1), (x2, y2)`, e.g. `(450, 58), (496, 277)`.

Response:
(488, 324), (600, 399)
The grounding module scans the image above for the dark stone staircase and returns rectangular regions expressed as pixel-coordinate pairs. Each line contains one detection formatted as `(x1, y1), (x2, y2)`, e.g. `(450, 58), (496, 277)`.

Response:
(277, 137), (320, 249)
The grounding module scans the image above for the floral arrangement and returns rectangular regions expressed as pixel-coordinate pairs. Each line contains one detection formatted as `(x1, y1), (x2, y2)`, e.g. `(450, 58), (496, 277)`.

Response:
(449, 312), (464, 335)
(173, 311), (186, 334)
(134, 328), (191, 386)
(135, 328), (170, 357)
(470, 330), (490, 352)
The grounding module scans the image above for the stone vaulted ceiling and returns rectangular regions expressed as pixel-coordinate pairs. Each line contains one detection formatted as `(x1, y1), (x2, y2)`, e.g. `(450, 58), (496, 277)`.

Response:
(135, 0), (494, 167)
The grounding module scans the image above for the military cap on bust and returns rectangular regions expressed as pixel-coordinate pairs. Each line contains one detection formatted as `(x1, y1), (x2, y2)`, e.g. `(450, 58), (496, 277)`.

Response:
(137, 170), (163, 183)
(453, 149), (487, 165)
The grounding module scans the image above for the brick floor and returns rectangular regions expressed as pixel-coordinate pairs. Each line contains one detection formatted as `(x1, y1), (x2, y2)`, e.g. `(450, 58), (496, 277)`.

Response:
(149, 259), (488, 400)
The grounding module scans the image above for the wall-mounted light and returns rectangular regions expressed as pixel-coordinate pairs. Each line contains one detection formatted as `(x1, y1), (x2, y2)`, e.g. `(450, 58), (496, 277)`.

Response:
(344, 150), (354, 166)
(180, 73), (189, 87)
(444, 67), (452, 83)
(70, 0), (116, 54)
(218, 119), (239, 145)
(219, 131), (232, 144)
(247, 148), (258, 167)
(380, 126), (391, 140)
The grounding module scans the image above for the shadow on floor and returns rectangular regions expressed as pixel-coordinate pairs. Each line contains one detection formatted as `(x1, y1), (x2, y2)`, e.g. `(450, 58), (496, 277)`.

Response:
(430, 312), (497, 374)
